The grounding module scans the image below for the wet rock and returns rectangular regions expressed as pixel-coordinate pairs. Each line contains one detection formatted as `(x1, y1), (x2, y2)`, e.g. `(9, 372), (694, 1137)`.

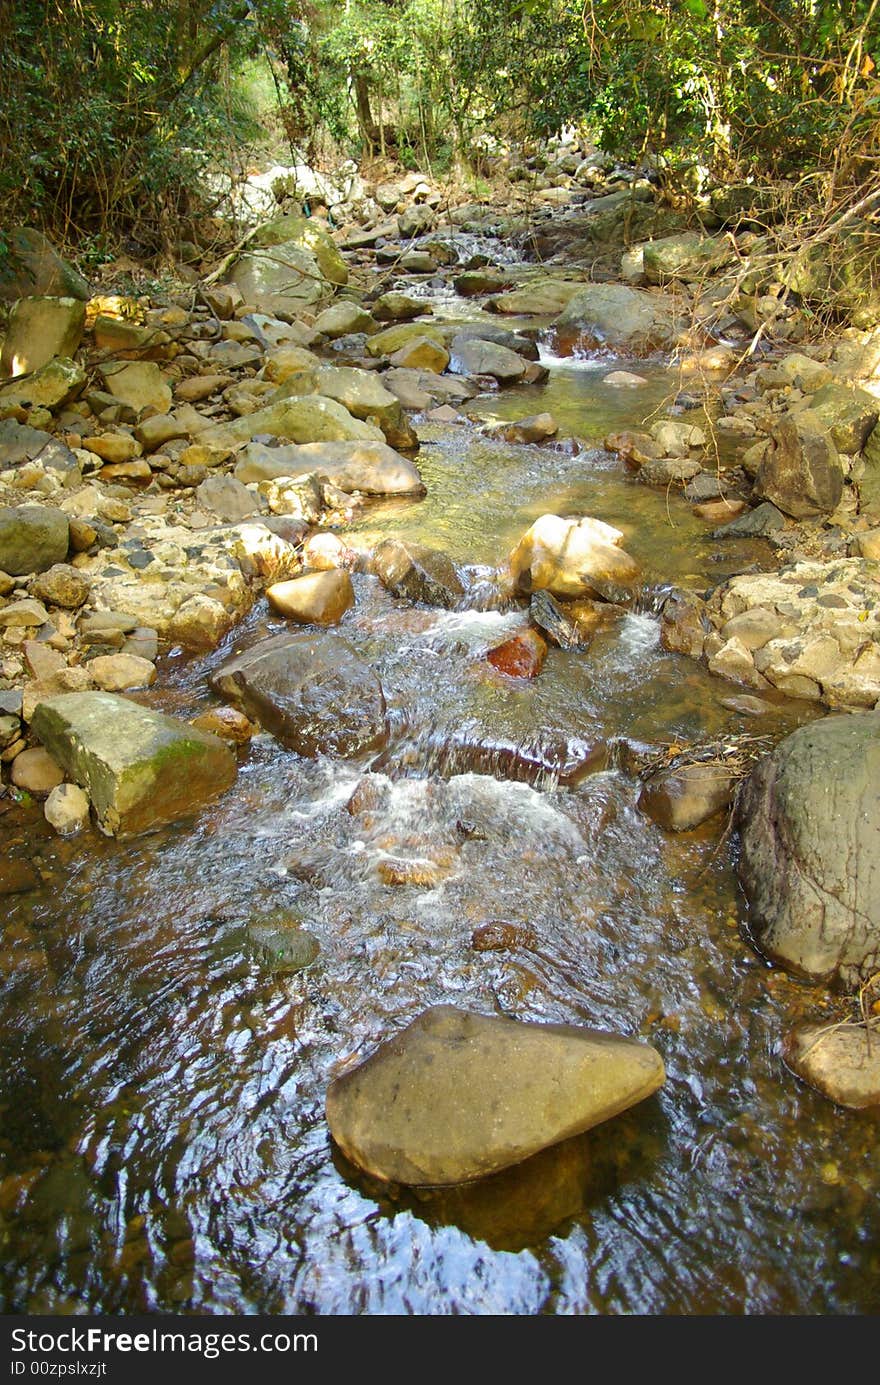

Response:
(87, 654), (157, 692)
(754, 411), (844, 518)
(10, 745), (64, 795)
(247, 913), (321, 974)
(650, 420), (706, 456)
(488, 279), (584, 316)
(784, 1023), (880, 1109)
(29, 563), (90, 609)
(452, 325), (539, 360)
(0, 357), (85, 411)
(325, 1005), (665, 1185)
(659, 588), (709, 658)
(449, 336), (528, 383)
(719, 694), (774, 717)
(266, 570), (354, 625)
(737, 711), (880, 986)
(484, 413), (558, 445)
(376, 856), (451, 888)
(168, 593), (235, 652)
(508, 514), (640, 600)
(372, 538), (464, 608)
(486, 627), (547, 678)
(713, 501), (786, 539)
(0, 296), (86, 377)
(199, 396), (384, 449)
(210, 630), (387, 757)
(0, 229), (90, 302)
(31, 691), (237, 837)
(190, 705), (256, 744)
(44, 782), (90, 835)
(471, 922), (537, 952)
(529, 590), (607, 649)
(603, 370), (648, 387)
(0, 859), (39, 895)
(692, 497), (748, 523)
(454, 270), (512, 297)
(555, 284), (684, 355)
(403, 726), (607, 788)
(639, 457), (703, 486)
(195, 474), (262, 523)
(638, 760), (737, 832)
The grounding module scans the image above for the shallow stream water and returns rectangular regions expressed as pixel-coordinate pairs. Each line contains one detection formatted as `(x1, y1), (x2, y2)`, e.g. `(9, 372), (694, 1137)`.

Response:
(1, 327), (879, 1315)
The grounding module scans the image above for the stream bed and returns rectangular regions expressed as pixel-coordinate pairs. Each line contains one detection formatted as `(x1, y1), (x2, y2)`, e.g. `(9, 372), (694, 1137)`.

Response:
(1, 349), (879, 1315)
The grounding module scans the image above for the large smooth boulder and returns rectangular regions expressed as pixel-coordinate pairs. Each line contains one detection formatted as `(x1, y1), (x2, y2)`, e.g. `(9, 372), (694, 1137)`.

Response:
(0, 505), (69, 575)
(210, 630), (387, 757)
(249, 215), (348, 286)
(487, 280), (585, 316)
(30, 692), (236, 838)
(372, 538), (464, 608)
(312, 301), (374, 337)
(0, 356), (85, 411)
(448, 336), (528, 382)
(507, 514), (640, 601)
(0, 297), (86, 377)
(642, 232), (732, 284)
(99, 361), (172, 414)
(229, 243), (327, 314)
(0, 229), (90, 302)
(809, 382), (878, 456)
(274, 365), (411, 447)
(234, 440), (424, 495)
(325, 1005), (665, 1185)
(555, 283), (683, 354)
(754, 411), (844, 518)
(737, 712), (880, 987)
(199, 396), (384, 449)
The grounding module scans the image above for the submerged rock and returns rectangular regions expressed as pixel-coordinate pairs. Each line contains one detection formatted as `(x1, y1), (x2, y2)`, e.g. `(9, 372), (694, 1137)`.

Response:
(234, 440), (424, 495)
(326, 1005), (665, 1185)
(638, 760), (738, 832)
(784, 1023), (880, 1109)
(210, 630), (387, 757)
(30, 692), (236, 837)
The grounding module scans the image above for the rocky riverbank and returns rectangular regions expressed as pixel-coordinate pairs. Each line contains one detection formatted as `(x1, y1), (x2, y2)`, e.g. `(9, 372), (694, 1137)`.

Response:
(2, 137), (880, 1128)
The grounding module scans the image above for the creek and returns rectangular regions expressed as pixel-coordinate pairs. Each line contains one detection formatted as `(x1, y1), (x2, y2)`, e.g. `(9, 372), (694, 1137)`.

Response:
(1, 299), (879, 1315)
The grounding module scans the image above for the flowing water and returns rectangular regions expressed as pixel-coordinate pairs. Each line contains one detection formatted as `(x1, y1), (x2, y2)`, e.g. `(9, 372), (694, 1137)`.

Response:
(2, 331), (879, 1316)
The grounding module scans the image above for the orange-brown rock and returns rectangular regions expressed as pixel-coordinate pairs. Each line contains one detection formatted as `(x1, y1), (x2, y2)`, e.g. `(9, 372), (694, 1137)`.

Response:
(486, 627), (547, 678)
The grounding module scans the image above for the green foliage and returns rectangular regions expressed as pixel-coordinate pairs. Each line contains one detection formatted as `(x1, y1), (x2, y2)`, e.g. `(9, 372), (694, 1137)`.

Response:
(0, 0), (303, 249)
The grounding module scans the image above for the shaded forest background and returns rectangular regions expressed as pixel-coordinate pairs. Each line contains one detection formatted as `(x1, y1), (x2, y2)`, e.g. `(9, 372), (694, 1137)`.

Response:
(1, 0), (878, 264)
